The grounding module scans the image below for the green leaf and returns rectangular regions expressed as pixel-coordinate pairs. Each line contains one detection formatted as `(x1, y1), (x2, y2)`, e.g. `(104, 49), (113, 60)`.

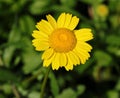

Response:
(60, 0), (77, 8)
(49, 71), (59, 97)
(107, 90), (119, 98)
(76, 85), (86, 95)
(19, 15), (35, 35)
(106, 35), (120, 46)
(8, 24), (21, 43)
(3, 45), (16, 67)
(2, 84), (12, 94)
(0, 69), (18, 82)
(28, 91), (40, 98)
(0, 94), (5, 98)
(3, 24), (21, 67)
(0, 0), (14, 4)
(79, 0), (103, 5)
(115, 79), (120, 91)
(109, 15), (120, 28)
(107, 46), (120, 57)
(56, 88), (77, 98)
(29, 0), (51, 15)
(22, 38), (42, 74)
(75, 58), (94, 74)
(18, 86), (28, 96)
(94, 50), (112, 67)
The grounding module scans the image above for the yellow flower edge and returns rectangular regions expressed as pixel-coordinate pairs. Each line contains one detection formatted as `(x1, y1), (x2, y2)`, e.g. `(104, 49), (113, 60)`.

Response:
(32, 13), (93, 71)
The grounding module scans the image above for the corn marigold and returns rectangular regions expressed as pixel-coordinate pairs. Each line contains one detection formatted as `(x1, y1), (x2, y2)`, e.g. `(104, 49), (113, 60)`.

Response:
(96, 4), (109, 17)
(32, 13), (93, 71)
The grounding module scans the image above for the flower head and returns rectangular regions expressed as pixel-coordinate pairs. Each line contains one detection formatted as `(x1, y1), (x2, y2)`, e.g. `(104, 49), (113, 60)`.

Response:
(32, 13), (93, 71)
(96, 4), (109, 17)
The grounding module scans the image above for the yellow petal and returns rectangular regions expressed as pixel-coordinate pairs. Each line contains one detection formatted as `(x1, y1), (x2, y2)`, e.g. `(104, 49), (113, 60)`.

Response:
(75, 28), (93, 41)
(46, 14), (57, 28)
(76, 44), (90, 59)
(77, 42), (92, 52)
(32, 39), (49, 51)
(32, 30), (48, 39)
(59, 53), (67, 67)
(64, 13), (72, 28)
(36, 20), (53, 35)
(68, 16), (79, 30)
(71, 51), (80, 65)
(52, 53), (60, 70)
(43, 52), (55, 67)
(64, 52), (74, 71)
(42, 48), (54, 60)
(65, 62), (73, 71)
(67, 51), (80, 65)
(73, 48), (86, 64)
(57, 13), (66, 28)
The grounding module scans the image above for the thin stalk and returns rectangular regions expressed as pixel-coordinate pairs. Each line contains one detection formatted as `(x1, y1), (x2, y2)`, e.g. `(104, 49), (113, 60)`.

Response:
(40, 67), (51, 98)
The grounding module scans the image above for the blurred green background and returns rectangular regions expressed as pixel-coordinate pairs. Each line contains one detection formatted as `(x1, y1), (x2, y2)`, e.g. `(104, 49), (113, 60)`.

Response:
(0, 0), (120, 98)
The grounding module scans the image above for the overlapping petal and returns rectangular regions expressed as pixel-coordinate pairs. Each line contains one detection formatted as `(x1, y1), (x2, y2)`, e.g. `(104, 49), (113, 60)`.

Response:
(32, 39), (49, 51)
(36, 20), (53, 35)
(64, 13), (72, 28)
(68, 16), (79, 30)
(59, 53), (67, 67)
(57, 13), (66, 28)
(77, 42), (92, 52)
(42, 48), (54, 60)
(46, 14), (57, 29)
(43, 53), (55, 67)
(32, 30), (48, 39)
(56, 13), (79, 30)
(74, 28), (93, 41)
(52, 53), (60, 70)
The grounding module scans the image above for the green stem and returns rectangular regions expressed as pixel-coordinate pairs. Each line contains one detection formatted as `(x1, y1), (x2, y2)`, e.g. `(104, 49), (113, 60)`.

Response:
(22, 68), (42, 88)
(40, 67), (51, 98)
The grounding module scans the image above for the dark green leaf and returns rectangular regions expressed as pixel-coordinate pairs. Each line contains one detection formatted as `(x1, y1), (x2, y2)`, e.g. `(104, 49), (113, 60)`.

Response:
(19, 15), (35, 35)
(0, 69), (18, 82)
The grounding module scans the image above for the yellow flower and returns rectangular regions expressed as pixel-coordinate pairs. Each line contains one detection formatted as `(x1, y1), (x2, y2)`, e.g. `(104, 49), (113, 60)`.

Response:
(32, 13), (93, 71)
(96, 4), (109, 17)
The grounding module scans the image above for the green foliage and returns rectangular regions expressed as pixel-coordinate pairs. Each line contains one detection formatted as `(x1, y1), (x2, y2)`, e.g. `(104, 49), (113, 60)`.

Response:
(49, 71), (59, 97)
(94, 50), (112, 67)
(56, 85), (85, 98)
(0, 0), (120, 98)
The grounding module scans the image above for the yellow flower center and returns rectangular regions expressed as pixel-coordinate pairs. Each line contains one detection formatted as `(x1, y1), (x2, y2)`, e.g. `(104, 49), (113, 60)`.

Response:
(49, 28), (77, 52)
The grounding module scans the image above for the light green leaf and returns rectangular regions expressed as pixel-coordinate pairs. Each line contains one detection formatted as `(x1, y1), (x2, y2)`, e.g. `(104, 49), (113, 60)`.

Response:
(29, 0), (51, 15)
(56, 88), (77, 98)
(77, 85), (86, 95)
(3, 46), (15, 67)
(28, 91), (40, 98)
(22, 38), (42, 74)
(3, 24), (21, 67)
(2, 84), (12, 94)
(107, 90), (119, 98)
(49, 71), (59, 97)
(107, 46), (120, 57)
(94, 50), (112, 66)
(115, 79), (120, 91)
